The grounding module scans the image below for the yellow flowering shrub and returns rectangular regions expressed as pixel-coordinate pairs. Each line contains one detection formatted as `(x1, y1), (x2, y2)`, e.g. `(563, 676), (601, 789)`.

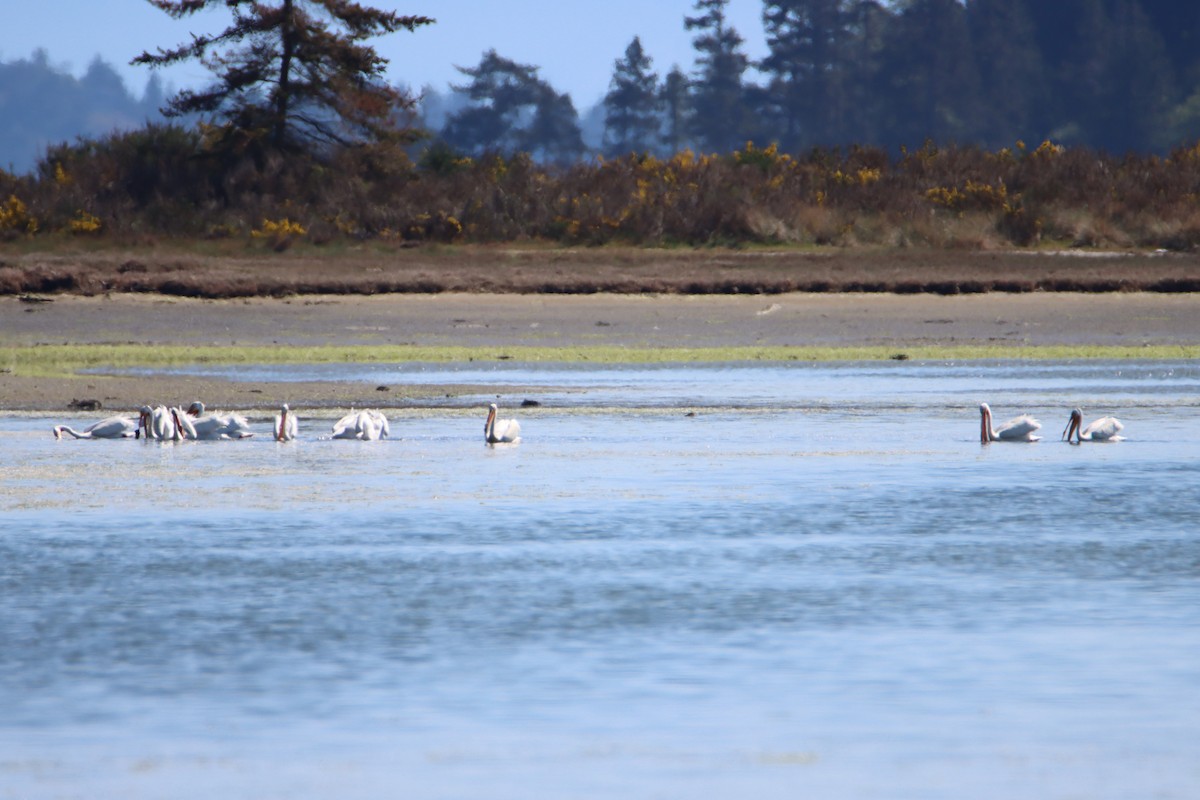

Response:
(69, 210), (102, 234)
(0, 195), (38, 236)
(1032, 140), (1065, 158)
(926, 181), (1007, 212)
(252, 218), (307, 239)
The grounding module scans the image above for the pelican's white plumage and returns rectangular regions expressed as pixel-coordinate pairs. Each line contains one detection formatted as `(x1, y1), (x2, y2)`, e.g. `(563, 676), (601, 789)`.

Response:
(185, 401), (255, 439)
(168, 407), (192, 441)
(53, 414), (139, 440)
(330, 410), (362, 439)
(274, 404), (298, 441)
(980, 402), (1041, 443)
(139, 405), (179, 440)
(485, 403), (521, 444)
(1062, 408), (1124, 443)
(330, 409), (389, 440)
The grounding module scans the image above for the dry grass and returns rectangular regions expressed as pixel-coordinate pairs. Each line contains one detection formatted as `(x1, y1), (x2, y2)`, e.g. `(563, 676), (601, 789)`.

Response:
(4, 131), (1200, 261)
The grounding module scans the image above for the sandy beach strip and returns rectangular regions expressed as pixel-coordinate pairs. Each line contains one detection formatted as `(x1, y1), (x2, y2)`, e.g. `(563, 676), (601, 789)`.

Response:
(3, 292), (1198, 412)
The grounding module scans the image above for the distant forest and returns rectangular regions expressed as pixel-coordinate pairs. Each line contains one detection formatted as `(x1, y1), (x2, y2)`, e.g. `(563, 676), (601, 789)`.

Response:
(3, 0), (1199, 173)
(0, 50), (168, 173)
(2, 0), (1200, 253)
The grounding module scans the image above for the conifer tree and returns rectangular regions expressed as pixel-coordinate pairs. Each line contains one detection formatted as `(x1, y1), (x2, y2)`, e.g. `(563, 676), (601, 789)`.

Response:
(602, 37), (662, 156)
(133, 0), (433, 151)
(967, 0), (1046, 147)
(839, 0), (888, 144)
(874, 0), (982, 147)
(526, 86), (587, 164)
(443, 50), (542, 154)
(760, 0), (852, 149)
(685, 0), (752, 152)
(660, 66), (691, 155)
(1092, 0), (1175, 152)
(443, 50), (584, 163)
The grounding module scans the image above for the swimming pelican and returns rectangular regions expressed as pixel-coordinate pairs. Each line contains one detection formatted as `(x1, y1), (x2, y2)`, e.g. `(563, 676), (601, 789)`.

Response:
(330, 409), (361, 440)
(330, 409), (389, 440)
(139, 405), (178, 440)
(52, 414), (139, 440)
(1062, 408), (1124, 443)
(979, 402), (1041, 443)
(184, 401), (255, 439)
(485, 403), (521, 444)
(274, 403), (298, 441)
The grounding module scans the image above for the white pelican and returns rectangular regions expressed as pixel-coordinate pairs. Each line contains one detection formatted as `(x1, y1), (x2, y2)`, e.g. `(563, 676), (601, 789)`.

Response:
(274, 403), (298, 441)
(330, 409), (389, 441)
(979, 402), (1041, 443)
(330, 409), (361, 439)
(1062, 408), (1125, 443)
(170, 407), (196, 440)
(53, 414), (139, 440)
(485, 403), (521, 444)
(184, 401), (254, 439)
(139, 405), (178, 440)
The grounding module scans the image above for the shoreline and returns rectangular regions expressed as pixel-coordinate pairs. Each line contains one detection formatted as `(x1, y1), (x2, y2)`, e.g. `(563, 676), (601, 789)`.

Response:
(4, 291), (1198, 413)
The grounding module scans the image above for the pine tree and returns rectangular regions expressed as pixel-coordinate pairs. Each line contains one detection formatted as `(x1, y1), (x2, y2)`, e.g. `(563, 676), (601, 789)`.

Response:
(525, 86), (587, 164)
(874, 0), (982, 147)
(1092, 0), (1175, 151)
(660, 66), (691, 154)
(840, 0), (889, 144)
(443, 50), (584, 162)
(966, 0), (1046, 147)
(603, 37), (662, 156)
(760, 0), (853, 149)
(443, 50), (542, 154)
(132, 0), (433, 151)
(685, 0), (752, 152)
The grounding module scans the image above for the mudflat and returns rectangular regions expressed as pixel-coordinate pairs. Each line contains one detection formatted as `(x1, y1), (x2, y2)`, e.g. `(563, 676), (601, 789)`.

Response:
(4, 290), (1198, 413)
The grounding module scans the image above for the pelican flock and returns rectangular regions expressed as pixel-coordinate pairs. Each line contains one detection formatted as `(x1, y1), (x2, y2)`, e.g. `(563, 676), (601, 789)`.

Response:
(51, 399), (1131, 448)
(979, 402), (1042, 443)
(1062, 408), (1125, 443)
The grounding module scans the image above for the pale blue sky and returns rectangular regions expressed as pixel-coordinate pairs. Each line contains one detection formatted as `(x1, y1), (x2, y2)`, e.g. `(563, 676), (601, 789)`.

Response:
(2, 1), (771, 109)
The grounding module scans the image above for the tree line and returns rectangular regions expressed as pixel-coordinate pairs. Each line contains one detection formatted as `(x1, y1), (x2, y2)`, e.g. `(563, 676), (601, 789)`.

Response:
(0, 50), (168, 174)
(1, 0), (1199, 253)
(431, 0), (1200, 161)
(3, 0), (1199, 174)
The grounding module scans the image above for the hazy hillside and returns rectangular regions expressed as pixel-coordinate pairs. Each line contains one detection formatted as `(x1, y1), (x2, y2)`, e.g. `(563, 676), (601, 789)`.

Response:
(0, 50), (167, 173)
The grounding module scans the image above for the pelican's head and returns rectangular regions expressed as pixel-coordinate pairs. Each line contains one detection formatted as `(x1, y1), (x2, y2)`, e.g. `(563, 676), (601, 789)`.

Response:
(1062, 407), (1084, 443)
(187, 401), (204, 417)
(979, 402), (992, 443)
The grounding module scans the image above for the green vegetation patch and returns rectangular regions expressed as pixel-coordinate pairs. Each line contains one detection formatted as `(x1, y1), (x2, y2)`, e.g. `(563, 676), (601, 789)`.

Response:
(5, 343), (1198, 378)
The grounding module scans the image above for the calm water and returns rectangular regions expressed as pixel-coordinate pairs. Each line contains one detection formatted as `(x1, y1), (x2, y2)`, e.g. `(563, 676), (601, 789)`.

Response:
(3, 360), (1199, 799)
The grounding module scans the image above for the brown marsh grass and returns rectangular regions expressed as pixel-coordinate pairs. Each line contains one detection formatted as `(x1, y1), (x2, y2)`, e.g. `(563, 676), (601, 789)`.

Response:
(2, 131), (1199, 297)
(1, 244), (1196, 299)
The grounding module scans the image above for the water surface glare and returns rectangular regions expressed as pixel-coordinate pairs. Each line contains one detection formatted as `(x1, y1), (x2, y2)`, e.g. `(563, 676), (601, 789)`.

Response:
(3, 361), (1199, 799)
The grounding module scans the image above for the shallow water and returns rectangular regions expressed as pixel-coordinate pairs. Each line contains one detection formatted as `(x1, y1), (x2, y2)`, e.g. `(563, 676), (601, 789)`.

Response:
(3, 360), (1199, 799)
